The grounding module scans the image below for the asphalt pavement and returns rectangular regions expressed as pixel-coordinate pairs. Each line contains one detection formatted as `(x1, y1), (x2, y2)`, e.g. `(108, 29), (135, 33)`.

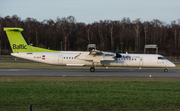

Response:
(0, 69), (180, 78)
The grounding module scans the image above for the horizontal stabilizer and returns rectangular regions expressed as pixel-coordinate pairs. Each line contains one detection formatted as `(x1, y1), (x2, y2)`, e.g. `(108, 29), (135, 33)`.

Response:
(4, 28), (23, 32)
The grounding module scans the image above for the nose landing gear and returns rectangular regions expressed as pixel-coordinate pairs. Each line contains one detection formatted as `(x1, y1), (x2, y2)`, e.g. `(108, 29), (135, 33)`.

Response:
(164, 67), (168, 72)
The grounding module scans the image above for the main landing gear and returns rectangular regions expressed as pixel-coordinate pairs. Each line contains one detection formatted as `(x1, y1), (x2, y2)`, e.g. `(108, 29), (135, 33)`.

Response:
(90, 62), (97, 72)
(90, 67), (95, 72)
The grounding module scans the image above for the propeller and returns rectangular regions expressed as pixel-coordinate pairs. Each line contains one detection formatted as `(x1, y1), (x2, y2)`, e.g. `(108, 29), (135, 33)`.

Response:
(115, 46), (122, 58)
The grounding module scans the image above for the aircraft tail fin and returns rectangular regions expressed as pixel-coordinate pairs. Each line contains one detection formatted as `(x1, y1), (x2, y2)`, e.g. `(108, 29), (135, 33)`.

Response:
(4, 28), (32, 53)
(4, 27), (58, 53)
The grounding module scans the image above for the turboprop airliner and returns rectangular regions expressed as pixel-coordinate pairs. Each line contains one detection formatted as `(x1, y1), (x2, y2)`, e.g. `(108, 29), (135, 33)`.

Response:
(4, 27), (175, 72)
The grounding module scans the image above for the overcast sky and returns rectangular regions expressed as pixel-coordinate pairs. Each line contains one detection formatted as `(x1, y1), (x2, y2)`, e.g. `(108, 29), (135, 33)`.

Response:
(1, 0), (180, 24)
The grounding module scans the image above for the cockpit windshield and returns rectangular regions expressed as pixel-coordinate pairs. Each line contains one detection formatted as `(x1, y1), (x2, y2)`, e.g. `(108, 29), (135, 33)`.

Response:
(158, 57), (166, 60)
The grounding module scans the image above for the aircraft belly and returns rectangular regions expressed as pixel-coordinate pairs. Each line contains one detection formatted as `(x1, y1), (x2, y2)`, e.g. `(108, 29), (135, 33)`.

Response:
(102, 60), (125, 67)
(64, 59), (92, 66)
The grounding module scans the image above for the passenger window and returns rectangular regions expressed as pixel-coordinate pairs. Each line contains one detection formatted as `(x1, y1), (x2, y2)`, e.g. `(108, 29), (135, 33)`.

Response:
(64, 57), (65, 59)
(72, 57), (73, 59)
(69, 57), (71, 59)
(66, 57), (68, 59)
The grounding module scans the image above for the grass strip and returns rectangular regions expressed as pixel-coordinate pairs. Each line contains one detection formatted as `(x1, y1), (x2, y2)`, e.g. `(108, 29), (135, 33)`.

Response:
(0, 77), (180, 111)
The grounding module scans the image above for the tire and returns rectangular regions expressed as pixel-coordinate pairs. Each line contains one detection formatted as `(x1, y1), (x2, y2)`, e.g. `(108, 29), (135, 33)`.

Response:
(164, 69), (168, 72)
(90, 67), (95, 72)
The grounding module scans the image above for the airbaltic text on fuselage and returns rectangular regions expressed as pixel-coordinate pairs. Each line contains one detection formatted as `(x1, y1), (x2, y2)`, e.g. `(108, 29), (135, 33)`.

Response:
(13, 44), (27, 49)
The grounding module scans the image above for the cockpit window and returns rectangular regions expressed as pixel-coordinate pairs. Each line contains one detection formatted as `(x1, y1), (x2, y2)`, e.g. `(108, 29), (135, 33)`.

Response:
(158, 57), (166, 60)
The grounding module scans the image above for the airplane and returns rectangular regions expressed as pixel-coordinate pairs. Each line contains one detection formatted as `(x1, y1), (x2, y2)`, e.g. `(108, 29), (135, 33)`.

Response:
(4, 27), (176, 72)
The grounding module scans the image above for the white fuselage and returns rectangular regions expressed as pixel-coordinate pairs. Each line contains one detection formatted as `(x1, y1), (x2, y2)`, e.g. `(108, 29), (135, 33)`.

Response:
(11, 51), (175, 68)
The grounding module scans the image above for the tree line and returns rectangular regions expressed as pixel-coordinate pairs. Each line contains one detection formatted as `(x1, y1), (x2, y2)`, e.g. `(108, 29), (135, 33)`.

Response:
(0, 15), (180, 55)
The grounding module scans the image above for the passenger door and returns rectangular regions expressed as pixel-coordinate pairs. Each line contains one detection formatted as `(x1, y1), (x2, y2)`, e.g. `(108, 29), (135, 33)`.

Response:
(139, 57), (143, 66)
(58, 55), (63, 64)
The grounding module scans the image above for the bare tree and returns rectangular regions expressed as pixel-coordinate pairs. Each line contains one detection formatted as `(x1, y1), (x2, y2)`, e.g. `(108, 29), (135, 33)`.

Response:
(178, 19), (180, 50)
(171, 20), (180, 51)
(58, 16), (76, 50)
(107, 20), (114, 51)
(133, 19), (142, 52)
(151, 19), (162, 44)
(143, 21), (151, 45)
(85, 24), (92, 44)
(11, 15), (21, 27)
(1, 15), (180, 55)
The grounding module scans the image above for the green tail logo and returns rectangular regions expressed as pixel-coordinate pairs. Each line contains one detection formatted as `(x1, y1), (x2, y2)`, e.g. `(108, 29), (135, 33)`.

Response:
(4, 27), (58, 53)
(13, 44), (27, 49)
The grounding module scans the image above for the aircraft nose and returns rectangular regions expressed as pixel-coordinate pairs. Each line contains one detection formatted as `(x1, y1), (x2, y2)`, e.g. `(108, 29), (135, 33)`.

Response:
(171, 63), (176, 67)
(168, 62), (176, 67)
(165, 60), (176, 67)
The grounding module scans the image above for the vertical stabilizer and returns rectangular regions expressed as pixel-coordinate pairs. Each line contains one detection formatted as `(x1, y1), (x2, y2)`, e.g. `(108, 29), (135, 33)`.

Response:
(4, 27), (58, 53)
(4, 28), (32, 53)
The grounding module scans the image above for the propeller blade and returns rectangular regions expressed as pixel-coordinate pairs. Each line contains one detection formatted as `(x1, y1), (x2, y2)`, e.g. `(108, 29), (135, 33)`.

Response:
(115, 45), (121, 58)
(116, 53), (122, 58)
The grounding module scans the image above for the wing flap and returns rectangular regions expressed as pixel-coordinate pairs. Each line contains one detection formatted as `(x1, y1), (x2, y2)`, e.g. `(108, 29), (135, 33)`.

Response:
(75, 52), (116, 62)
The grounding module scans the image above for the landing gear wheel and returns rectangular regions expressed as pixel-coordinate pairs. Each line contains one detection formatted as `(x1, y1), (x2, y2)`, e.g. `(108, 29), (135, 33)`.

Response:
(90, 67), (95, 72)
(164, 69), (168, 72)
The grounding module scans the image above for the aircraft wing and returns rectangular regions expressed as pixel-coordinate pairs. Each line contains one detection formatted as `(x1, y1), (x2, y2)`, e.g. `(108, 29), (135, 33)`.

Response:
(89, 49), (103, 55)
(75, 50), (115, 62)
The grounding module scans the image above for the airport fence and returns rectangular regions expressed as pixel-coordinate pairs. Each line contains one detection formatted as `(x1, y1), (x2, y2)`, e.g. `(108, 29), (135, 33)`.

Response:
(0, 55), (180, 62)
